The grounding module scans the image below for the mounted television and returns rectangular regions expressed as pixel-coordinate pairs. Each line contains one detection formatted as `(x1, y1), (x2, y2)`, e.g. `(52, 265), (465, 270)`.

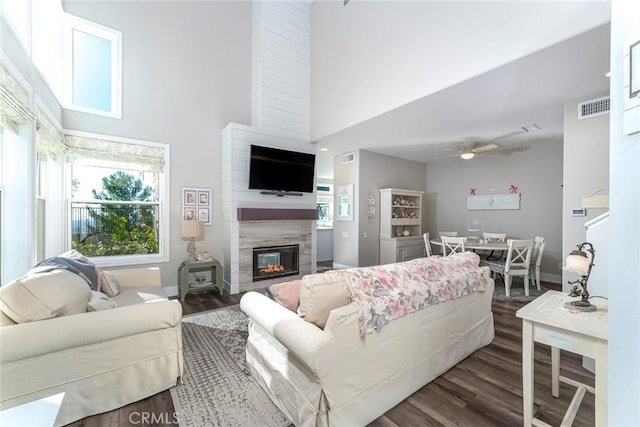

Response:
(249, 144), (316, 195)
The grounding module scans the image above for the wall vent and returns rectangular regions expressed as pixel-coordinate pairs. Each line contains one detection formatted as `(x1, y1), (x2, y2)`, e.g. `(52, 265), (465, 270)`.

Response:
(341, 152), (355, 164)
(578, 96), (610, 119)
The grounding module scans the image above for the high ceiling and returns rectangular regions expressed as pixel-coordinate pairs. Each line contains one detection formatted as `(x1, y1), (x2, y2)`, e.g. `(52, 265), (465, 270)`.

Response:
(314, 24), (610, 177)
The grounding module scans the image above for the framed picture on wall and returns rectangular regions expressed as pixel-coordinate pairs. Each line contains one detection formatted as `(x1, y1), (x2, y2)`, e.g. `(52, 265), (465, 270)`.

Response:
(631, 40), (640, 98)
(182, 187), (212, 225)
(336, 184), (354, 221)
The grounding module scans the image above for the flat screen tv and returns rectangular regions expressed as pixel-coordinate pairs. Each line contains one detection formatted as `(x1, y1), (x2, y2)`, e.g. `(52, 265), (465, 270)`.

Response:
(249, 144), (316, 194)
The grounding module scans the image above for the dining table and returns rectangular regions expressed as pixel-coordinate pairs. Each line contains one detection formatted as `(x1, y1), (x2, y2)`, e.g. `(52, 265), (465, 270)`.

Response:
(430, 237), (508, 260)
(430, 237), (509, 251)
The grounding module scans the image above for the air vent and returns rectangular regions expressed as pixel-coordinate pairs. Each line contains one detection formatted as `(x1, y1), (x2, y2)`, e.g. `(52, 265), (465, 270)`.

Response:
(341, 152), (355, 164)
(578, 96), (610, 119)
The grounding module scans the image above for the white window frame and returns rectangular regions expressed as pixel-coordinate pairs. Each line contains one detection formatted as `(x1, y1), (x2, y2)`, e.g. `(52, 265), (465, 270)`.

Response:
(65, 130), (170, 267)
(63, 13), (122, 119)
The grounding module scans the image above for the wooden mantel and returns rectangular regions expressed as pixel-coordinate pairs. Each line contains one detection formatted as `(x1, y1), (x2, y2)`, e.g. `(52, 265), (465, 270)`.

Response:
(237, 208), (318, 221)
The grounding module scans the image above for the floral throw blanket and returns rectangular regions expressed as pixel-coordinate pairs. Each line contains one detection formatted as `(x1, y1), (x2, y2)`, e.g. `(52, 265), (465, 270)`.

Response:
(336, 252), (490, 337)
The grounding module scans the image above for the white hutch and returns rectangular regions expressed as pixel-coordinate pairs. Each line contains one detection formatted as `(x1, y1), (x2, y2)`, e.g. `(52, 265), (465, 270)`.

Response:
(379, 188), (426, 264)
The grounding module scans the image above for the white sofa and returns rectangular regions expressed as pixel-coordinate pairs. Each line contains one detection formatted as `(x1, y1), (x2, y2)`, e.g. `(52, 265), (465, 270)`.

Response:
(240, 256), (495, 426)
(0, 267), (183, 426)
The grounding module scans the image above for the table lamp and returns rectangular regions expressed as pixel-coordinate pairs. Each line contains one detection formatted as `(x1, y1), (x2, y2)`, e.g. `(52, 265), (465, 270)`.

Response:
(564, 242), (597, 312)
(182, 220), (204, 261)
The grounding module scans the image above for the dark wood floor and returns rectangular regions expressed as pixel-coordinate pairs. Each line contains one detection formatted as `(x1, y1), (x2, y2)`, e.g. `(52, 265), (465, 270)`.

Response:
(69, 281), (596, 427)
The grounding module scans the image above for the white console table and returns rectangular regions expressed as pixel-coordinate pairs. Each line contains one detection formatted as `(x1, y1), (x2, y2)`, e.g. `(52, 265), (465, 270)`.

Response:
(0, 392), (64, 426)
(516, 291), (608, 426)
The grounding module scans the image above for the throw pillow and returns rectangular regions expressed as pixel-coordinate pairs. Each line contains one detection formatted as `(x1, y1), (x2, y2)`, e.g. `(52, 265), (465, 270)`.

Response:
(99, 271), (121, 297)
(266, 280), (301, 312)
(87, 291), (118, 311)
(0, 269), (92, 323)
(298, 272), (351, 328)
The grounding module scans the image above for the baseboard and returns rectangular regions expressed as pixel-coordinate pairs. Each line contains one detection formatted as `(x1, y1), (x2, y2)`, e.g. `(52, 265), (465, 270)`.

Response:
(541, 273), (561, 284)
(332, 262), (353, 270)
(164, 285), (179, 298)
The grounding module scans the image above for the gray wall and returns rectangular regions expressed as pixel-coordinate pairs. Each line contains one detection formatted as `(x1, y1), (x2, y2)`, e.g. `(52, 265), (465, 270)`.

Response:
(61, 1), (252, 288)
(561, 92), (609, 289)
(333, 149), (427, 269)
(426, 139), (563, 282)
(358, 150), (427, 267)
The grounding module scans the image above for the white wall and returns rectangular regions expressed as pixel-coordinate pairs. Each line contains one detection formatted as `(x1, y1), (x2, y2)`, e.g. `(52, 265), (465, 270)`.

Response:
(426, 139), (563, 282)
(608, 0), (640, 422)
(310, 1), (610, 140)
(61, 1), (252, 288)
(332, 151), (358, 268)
(562, 92), (610, 290)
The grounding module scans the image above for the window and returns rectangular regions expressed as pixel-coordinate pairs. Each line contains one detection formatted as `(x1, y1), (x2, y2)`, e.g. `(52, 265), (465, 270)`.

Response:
(66, 132), (169, 266)
(64, 13), (122, 118)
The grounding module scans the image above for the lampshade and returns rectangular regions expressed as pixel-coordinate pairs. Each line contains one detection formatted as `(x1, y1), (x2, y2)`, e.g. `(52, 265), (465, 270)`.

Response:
(182, 220), (204, 240)
(460, 152), (475, 160)
(566, 249), (590, 275)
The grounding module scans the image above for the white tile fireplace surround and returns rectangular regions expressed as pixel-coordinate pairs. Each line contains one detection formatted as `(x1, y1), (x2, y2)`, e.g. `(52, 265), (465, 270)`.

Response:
(234, 208), (317, 293)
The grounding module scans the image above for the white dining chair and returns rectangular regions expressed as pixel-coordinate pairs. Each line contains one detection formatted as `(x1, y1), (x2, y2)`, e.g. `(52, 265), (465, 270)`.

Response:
(529, 236), (545, 291)
(483, 232), (507, 242)
(441, 236), (466, 256)
(422, 232), (432, 257)
(485, 239), (534, 297)
(439, 231), (458, 237)
(481, 232), (507, 259)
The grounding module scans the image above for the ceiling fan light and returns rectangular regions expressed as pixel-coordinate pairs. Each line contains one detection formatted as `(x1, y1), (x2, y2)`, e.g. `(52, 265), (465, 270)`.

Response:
(460, 152), (475, 160)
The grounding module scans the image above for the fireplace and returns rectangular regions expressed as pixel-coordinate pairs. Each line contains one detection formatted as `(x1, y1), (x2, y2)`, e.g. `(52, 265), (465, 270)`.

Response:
(253, 244), (299, 281)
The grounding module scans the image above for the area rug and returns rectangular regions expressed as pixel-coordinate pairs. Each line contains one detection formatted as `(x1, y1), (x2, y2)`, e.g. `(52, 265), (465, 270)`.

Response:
(492, 279), (548, 302)
(170, 305), (290, 427)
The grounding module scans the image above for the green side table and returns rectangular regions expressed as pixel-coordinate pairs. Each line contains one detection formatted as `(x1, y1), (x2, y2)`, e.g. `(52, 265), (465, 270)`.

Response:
(178, 259), (224, 302)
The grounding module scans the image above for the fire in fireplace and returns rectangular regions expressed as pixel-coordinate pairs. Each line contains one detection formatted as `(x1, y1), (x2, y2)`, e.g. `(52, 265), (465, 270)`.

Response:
(253, 244), (299, 281)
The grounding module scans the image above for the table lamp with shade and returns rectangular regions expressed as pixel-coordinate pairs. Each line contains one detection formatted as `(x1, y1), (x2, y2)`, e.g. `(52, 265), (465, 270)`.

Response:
(565, 242), (597, 312)
(182, 220), (204, 261)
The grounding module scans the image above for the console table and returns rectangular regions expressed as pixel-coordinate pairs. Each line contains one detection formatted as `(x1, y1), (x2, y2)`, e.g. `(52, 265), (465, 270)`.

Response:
(516, 291), (608, 426)
(178, 259), (224, 302)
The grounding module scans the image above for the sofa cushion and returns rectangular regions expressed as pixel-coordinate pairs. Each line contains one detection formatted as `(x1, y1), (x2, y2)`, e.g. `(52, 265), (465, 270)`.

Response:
(99, 271), (121, 297)
(0, 269), (92, 323)
(298, 272), (350, 328)
(266, 280), (301, 312)
(87, 291), (119, 311)
(111, 287), (168, 307)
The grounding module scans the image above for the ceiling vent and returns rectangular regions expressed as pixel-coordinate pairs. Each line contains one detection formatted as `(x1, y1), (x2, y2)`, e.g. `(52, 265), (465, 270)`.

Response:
(578, 96), (610, 119)
(341, 152), (355, 164)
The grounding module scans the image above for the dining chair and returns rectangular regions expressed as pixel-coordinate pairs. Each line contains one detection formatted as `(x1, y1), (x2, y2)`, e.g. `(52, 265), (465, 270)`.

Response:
(439, 231), (458, 237)
(483, 232), (507, 242)
(481, 232), (507, 260)
(529, 236), (546, 291)
(441, 236), (466, 256)
(466, 218), (484, 240)
(422, 232), (432, 257)
(485, 239), (534, 297)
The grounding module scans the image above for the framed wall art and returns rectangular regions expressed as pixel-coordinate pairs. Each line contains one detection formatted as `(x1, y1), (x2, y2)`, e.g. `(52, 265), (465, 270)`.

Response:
(182, 187), (212, 225)
(336, 184), (354, 221)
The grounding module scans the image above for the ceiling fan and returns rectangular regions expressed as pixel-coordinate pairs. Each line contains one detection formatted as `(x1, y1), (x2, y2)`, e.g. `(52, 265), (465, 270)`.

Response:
(437, 141), (500, 160)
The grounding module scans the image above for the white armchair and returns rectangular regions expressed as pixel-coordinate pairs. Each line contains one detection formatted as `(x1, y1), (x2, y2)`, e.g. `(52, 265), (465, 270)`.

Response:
(0, 267), (183, 426)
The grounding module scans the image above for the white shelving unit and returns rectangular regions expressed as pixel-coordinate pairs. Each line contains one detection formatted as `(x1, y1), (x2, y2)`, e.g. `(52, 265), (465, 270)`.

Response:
(379, 188), (425, 264)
